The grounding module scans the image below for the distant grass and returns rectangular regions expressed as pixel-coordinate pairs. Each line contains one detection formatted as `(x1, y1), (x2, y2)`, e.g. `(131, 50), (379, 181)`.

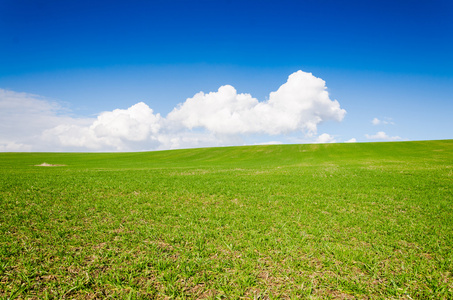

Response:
(0, 140), (452, 299)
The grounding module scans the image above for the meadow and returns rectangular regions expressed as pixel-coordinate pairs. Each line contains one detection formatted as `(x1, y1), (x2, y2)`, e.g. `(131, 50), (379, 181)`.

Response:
(0, 140), (452, 299)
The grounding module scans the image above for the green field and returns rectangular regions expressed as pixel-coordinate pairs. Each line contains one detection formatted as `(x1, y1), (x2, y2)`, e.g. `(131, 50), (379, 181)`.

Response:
(1, 140), (452, 299)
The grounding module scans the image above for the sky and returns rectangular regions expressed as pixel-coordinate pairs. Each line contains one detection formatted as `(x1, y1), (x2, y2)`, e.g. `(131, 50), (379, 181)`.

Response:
(1, 0), (452, 152)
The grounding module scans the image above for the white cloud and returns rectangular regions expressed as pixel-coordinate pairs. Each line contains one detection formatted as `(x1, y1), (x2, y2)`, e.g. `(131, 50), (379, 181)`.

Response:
(372, 118), (381, 125)
(42, 102), (163, 151)
(372, 117), (394, 125)
(167, 71), (346, 136)
(0, 89), (59, 139)
(0, 141), (32, 152)
(253, 141), (283, 145)
(92, 102), (162, 141)
(0, 70), (347, 152)
(0, 88), (92, 151)
(345, 138), (357, 143)
(365, 131), (401, 141)
(316, 133), (336, 143)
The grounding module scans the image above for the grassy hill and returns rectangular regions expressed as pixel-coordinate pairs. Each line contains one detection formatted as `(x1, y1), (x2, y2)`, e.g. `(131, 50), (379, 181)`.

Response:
(1, 140), (452, 299)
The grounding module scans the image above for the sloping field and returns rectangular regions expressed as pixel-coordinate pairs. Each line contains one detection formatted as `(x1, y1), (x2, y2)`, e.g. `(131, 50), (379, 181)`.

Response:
(1, 140), (452, 299)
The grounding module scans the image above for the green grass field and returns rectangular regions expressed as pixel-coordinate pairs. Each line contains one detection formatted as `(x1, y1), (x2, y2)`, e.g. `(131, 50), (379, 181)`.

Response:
(1, 140), (452, 299)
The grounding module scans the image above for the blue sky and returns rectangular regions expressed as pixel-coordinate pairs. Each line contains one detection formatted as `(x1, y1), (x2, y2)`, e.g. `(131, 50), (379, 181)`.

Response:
(1, 0), (452, 151)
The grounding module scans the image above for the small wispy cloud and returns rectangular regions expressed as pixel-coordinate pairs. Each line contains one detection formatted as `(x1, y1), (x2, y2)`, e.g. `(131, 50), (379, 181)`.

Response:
(0, 88), (92, 151)
(371, 118), (381, 125)
(0, 70), (347, 152)
(253, 141), (283, 145)
(315, 133), (336, 143)
(365, 131), (401, 141)
(372, 117), (395, 125)
(344, 138), (357, 143)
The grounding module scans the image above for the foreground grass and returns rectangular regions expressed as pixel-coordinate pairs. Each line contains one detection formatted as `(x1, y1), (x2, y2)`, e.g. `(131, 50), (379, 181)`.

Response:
(0, 140), (452, 299)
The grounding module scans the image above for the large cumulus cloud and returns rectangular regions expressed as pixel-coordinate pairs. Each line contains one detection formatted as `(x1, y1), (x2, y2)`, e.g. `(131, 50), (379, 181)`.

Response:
(167, 71), (345, 136)
(0, 71), (347, 152)
(42, 102), (163, 151)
